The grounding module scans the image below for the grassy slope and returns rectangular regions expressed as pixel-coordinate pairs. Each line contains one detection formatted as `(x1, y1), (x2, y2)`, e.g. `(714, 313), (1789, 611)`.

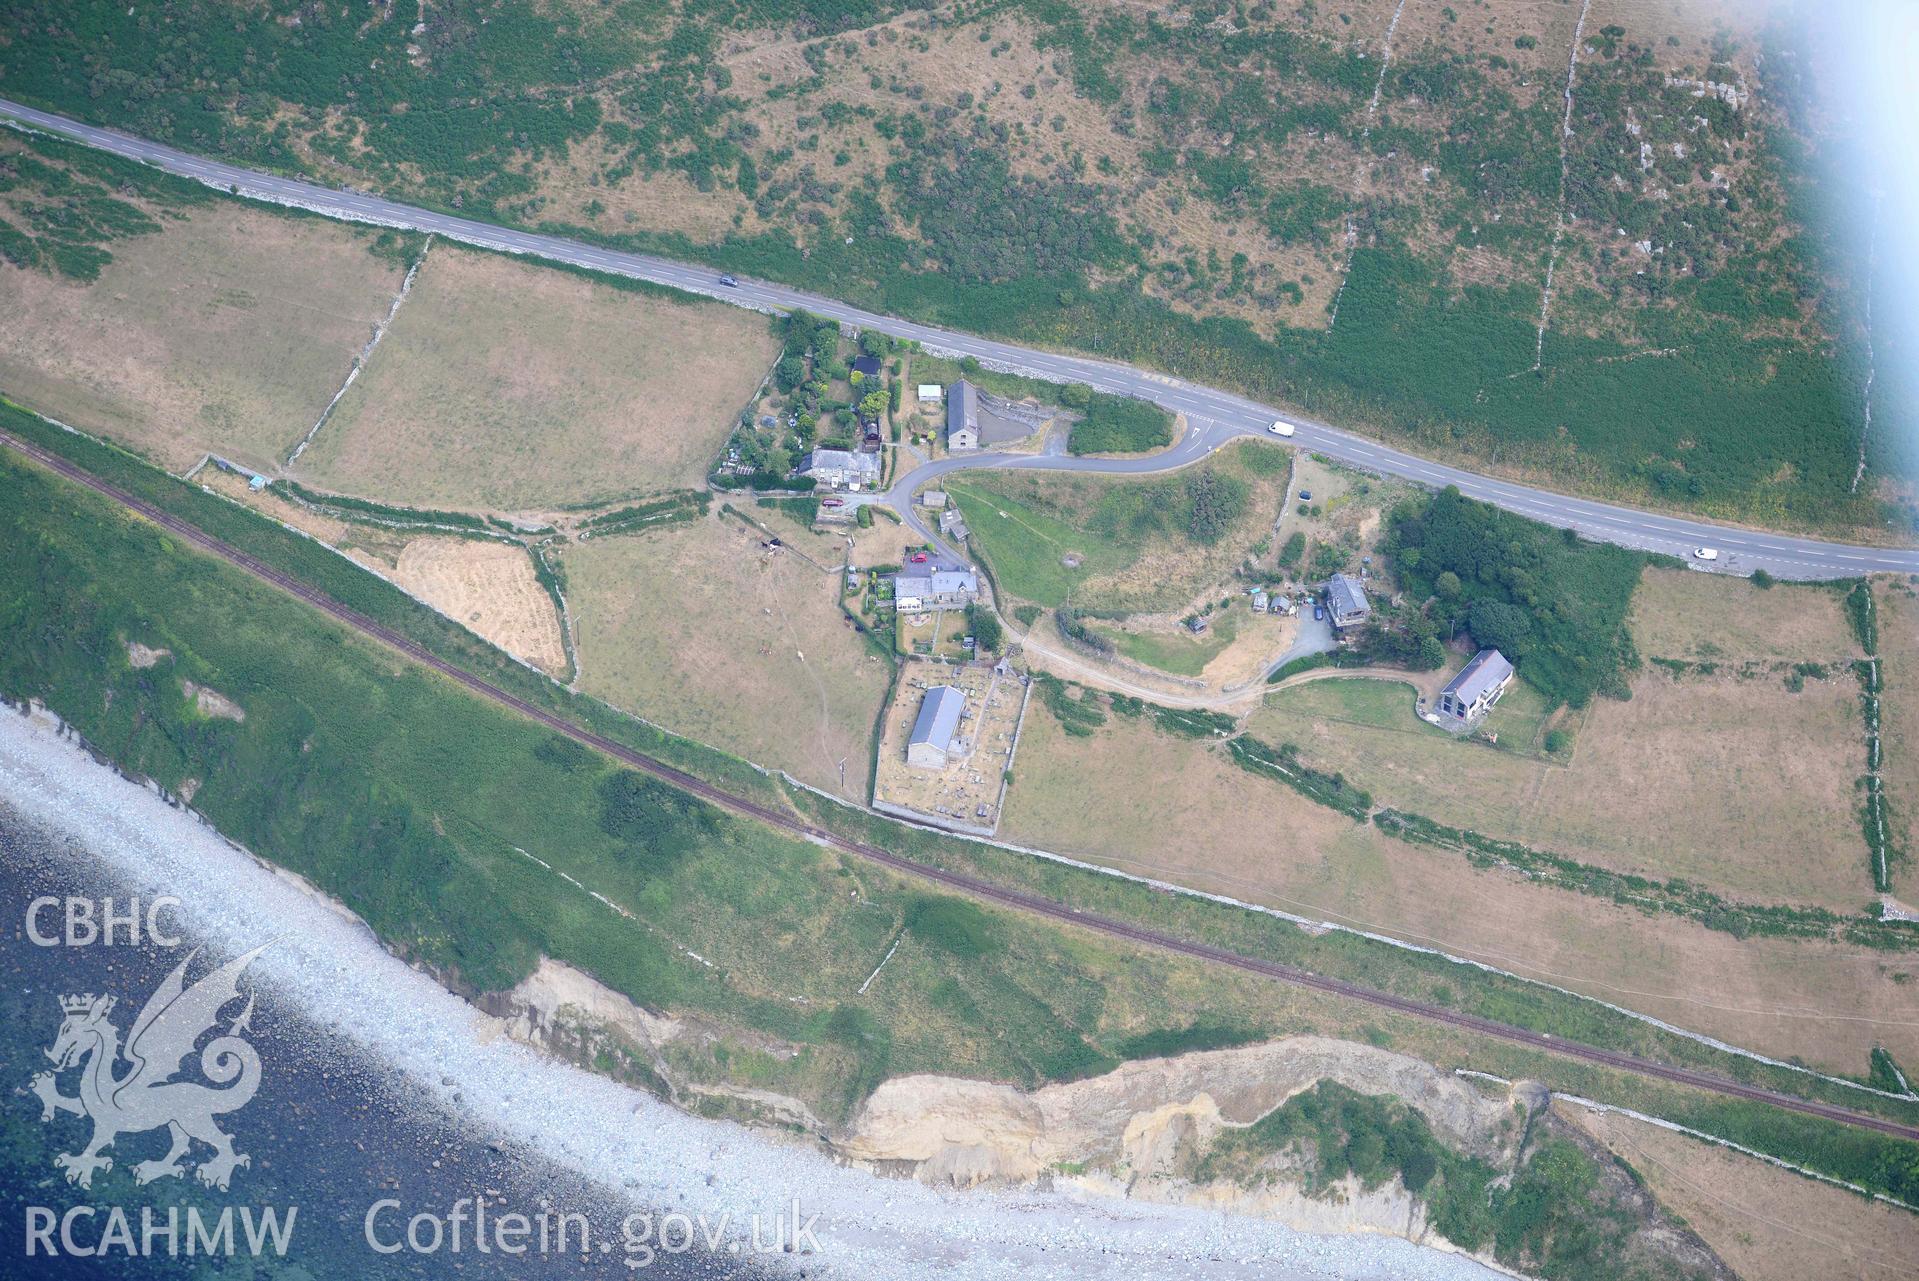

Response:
(949, 442), (1284, 613)
(4, 407), (1919, 1199)
(1105, 606), (1241, 676)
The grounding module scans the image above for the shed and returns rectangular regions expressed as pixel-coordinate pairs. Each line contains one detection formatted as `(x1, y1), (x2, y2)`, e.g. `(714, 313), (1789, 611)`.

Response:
(917, 384), (944, 403)
(851, 355), (883, 381)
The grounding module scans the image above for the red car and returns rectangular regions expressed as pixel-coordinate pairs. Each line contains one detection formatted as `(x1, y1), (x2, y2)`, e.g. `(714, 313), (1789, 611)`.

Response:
(910, 552), (929, 563)
(820, 498), (845, 508)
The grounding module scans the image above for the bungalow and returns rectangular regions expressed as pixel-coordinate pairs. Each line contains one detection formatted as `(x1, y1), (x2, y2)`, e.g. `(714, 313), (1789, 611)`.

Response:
(1436, 648), (1515, 726)
(946, 379), (980, 451)
(797, 448), (881, 490)
(893, 569), (980, 613)
(1251, 590), (1270, 614)
(851, 354), (884, 382)
(907, 685), (968, 769)
(1324, 573), (1371, 630)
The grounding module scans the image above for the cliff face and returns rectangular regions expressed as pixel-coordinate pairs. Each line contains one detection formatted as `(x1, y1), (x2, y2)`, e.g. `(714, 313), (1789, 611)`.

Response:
(481, 964), (1520, 1256)
(832, 1036), (1520, 1251)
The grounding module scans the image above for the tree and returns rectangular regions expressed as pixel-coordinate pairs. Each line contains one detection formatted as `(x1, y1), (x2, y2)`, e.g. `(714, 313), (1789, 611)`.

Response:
(1414, 633), (1446, 670)
(775, 355), (806, 391)
(1434, 570), (1462, 600)
(967, 603), (1003, 652)
(859, 390), (888, 419)
(1466, 599), (1533, 656)
(764, 446), (792, 477)
(1060, 382), (1093, 409)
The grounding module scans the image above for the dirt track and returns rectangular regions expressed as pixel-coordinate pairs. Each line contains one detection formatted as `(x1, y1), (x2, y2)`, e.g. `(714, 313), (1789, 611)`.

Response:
(7, 424), (1918, 1146)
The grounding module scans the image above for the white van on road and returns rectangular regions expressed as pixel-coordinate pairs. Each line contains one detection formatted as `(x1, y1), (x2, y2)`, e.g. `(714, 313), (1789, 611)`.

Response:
(1269, 419), (1297, 438)
(1693, 547), (1720, 562)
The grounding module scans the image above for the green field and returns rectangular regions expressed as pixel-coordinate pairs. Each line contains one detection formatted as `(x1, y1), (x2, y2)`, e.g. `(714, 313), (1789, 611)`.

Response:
(1104, 607), (1240, 676)
(945, 479), (1139, 608)
(947, 444), (1279, 613)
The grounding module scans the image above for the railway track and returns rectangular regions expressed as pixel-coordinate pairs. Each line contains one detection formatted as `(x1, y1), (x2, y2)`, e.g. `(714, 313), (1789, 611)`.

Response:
(7, 426), (1918, 1145)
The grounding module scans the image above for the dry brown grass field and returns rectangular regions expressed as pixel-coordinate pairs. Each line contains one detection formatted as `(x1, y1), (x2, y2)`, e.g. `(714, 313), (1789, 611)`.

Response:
(1877, 576), (1919, 902)
(1629, 568), (1860, 663)
(560, 512), (892, 796)
(999, 703), (1919, 1075)
(201, 470), (566, 674)
(295, 245), (778, 512)
(0, 200), (403, 474)
(1252, 666), (1869, 911)
(386, 538), (567, 675)
(1248, 566), (1873, 910)
(1567, 1104), (1919, 1281)
(1269, 454), (1411, 581)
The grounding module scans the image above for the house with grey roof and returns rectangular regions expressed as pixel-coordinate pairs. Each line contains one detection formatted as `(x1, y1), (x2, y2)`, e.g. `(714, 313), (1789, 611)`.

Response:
(1324, 573), (1371, 630)
(892, 569), (980, 612)
(798, 448), (881, 490)
(907, 685), (968, 769)
(946, 379), (980, 451)
(1435, 648), (1515, 727)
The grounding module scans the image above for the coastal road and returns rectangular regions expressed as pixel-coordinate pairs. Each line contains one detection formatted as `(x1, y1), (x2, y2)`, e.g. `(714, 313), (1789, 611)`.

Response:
(7, 422), (1918, 1149)
(4, 98), (1914, 582)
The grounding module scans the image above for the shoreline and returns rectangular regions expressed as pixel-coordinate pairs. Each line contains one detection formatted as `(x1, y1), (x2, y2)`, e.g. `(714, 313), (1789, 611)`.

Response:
(0, 701), (1504, 1280)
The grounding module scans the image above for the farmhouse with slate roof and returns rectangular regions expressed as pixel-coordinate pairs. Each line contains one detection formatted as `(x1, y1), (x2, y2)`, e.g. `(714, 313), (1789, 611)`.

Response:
(946, 379), (980, 451)
(1436, 648), (1515, 727)
(1324, 573), (1371, 630)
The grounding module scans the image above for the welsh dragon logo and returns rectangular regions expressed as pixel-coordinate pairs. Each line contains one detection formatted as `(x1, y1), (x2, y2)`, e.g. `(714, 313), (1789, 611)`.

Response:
(31, 945), (267, 1191)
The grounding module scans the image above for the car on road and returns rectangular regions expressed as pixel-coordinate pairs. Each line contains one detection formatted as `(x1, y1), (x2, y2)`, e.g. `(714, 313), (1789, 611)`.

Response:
(1313, 604), (1325, 621)
(718, 274), (738, 287)
(1693, 547), (1720, 562)
(1269, 419), (1296, 438)
(820, 497), (844, 508)
(910, 552), (929, 563)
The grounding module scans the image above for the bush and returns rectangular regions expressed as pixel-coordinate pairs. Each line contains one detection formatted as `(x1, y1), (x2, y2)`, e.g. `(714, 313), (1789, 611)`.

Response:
(1067, 395), (1175, 454)
(1055, 603), (1115, 656)
(905, 895), (997, 956)
(966, 602), (1003, 652)
(1183, 467), (1250, 544)
(1543, 728), (1571, 755)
